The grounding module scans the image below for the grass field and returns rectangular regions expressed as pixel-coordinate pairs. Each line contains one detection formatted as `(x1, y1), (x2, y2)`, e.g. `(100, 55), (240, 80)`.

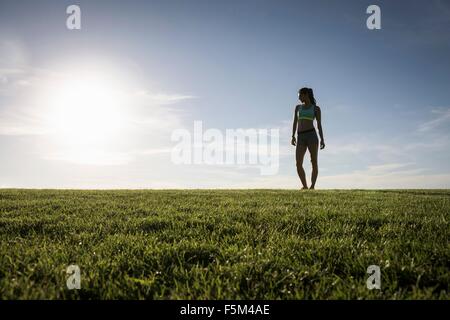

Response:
(0, 189), (448, 299)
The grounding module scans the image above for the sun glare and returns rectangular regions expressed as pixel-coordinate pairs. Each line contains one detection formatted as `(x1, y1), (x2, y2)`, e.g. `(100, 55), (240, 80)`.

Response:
(42, 68), (130, 164)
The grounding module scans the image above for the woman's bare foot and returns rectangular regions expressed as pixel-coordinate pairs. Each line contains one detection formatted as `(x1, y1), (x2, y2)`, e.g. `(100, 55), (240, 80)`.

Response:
(301, 186), (308, 190)
(309, 185), (315, 190)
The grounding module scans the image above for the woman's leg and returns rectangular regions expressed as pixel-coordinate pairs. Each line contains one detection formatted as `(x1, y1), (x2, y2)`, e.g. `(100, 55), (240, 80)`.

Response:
(307, 140), (319, 189)
(296, 143), (308, 189)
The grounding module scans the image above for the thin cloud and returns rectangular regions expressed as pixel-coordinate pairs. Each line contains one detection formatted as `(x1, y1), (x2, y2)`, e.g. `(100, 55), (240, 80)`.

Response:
(137, 148), (173, 155)
(418, 107), (450, 132)
(320, 171), (450, 189)
(43, 150), (134, 166)
(365, 162), (416, 174)
(134, 90), (196, 105)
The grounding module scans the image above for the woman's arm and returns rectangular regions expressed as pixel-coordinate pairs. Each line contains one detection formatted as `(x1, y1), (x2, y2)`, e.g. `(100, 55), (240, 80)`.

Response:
(316, 106), (325, 149)
(291, 105), (298, 146)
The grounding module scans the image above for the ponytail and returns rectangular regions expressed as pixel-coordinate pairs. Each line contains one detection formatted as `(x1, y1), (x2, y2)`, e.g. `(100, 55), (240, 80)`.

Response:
(307, 88), (316, 106)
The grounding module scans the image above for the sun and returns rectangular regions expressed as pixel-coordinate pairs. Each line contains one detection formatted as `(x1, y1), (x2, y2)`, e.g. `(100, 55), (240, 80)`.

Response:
(48, 74), (122, 144)
(42, 68), (130, 164)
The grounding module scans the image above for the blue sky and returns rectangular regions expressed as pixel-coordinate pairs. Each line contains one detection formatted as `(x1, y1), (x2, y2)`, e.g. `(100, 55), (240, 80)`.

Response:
(1, 0), (449, 188)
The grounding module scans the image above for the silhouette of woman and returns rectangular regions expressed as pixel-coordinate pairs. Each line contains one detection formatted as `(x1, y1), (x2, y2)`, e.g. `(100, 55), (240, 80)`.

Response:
(291, 87), (325, 189)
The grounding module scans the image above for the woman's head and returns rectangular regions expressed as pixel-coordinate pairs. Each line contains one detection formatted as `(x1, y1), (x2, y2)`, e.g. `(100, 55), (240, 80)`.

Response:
(298, 87), (316, 105)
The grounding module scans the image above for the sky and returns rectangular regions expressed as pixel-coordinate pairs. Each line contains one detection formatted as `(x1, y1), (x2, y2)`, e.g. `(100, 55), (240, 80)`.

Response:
(1, 0), (450, 189)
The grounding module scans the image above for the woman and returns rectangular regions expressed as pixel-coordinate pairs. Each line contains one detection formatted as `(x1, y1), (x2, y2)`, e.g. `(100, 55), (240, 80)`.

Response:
(291, 87), (325, 189)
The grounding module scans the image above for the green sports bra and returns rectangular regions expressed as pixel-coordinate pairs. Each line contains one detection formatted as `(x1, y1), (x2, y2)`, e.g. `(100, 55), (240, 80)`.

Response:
(297, 104), (316, 121)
